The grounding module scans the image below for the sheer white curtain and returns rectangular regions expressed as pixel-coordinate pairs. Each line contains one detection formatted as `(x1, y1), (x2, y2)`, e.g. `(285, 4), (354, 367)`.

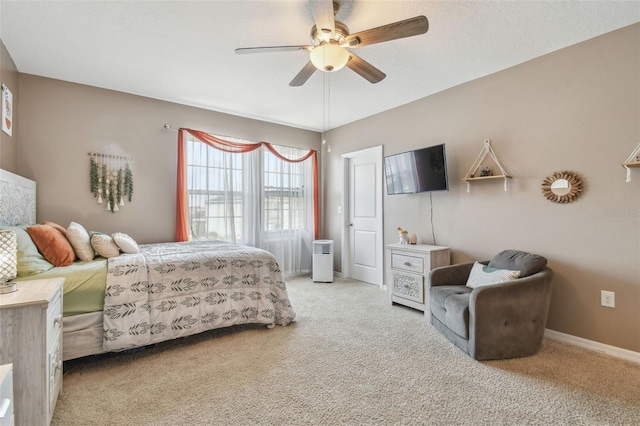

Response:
(260, 145), (314, 275)
(185, 134), (313, 276)
(186, 136), (259, 243)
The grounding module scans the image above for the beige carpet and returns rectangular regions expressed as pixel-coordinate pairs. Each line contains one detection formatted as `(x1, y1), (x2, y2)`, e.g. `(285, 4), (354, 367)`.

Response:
(53, 276), (640, 425)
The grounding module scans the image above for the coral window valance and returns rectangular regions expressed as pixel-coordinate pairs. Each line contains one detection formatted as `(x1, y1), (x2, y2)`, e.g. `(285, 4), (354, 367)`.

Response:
(175, 128), (318, 242)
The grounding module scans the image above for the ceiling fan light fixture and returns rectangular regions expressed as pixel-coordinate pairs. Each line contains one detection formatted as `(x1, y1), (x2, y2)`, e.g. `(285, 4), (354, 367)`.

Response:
(310, 43), (349, 72)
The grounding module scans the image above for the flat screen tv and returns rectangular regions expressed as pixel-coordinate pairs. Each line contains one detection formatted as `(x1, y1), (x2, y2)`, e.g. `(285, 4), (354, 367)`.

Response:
(384, 144), (449, 195)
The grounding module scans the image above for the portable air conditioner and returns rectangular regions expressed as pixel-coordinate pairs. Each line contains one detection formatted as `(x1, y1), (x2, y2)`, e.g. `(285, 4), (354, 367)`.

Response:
(312, 240), (333, 282)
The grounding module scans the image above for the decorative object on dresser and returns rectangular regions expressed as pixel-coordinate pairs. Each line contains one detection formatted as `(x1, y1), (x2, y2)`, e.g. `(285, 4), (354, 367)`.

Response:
(385, 244), (450, 314)
(463, 139), (512, 192)
(0, 364), (13, 426)
(0, 231), (17, 294)
(396, 227), (410, 244)
(541, 171), (583, 203)
(428, 250), (553, 360)
(88, 144), (133, 213)
(0, 278), (64, 425)
(622, 141), (640, 182)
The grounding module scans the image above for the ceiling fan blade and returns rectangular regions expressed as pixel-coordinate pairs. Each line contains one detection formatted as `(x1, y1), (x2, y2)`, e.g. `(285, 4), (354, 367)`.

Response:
(346, 52), (386, 84)
(290, 61), (317, 87)
(344, 16), (429, 47)
(309, 0), (336, 41)
(235, 45), (311, 54)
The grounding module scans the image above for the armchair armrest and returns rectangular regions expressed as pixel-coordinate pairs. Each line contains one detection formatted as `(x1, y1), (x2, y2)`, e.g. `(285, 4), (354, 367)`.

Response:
(429, 262), (476, 288)
(468, 267), (554, 360)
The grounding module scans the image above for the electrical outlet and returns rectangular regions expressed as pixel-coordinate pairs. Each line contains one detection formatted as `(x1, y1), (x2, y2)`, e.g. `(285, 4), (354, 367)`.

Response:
(601, 290), (615, 308)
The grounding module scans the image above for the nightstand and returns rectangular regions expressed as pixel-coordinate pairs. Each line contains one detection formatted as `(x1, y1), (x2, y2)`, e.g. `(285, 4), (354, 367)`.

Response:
(0, 278), (63, 425)
(386, 244), (450, 315)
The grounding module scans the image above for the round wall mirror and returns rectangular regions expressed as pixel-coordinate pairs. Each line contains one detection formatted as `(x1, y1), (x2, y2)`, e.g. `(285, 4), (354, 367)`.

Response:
(550, 179), (571, 195)
(541, 171), (583, 203)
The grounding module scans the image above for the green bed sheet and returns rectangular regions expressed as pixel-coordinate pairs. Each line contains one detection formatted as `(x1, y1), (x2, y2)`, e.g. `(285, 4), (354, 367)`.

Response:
(14, 258), (107, 317)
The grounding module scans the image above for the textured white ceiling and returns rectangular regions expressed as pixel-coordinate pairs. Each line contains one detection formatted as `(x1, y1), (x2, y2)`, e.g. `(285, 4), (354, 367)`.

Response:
(1, 1), (639, 132)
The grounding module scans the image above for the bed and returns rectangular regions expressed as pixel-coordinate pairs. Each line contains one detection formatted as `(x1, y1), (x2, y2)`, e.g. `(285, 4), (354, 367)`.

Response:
(0, 169), (296, 360)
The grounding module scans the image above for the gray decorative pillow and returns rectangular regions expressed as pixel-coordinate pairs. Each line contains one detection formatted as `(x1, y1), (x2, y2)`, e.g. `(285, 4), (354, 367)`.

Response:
(488, 250), (547, 278)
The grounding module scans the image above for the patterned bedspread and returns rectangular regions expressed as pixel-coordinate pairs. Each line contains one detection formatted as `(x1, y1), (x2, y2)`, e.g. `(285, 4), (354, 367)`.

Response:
(103, 240), (296, 352)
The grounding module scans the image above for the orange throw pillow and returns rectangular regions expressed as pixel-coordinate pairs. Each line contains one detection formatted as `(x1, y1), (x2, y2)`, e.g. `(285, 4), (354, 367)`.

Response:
(43, 221), (67, 237)
(26, 224), (76, 267)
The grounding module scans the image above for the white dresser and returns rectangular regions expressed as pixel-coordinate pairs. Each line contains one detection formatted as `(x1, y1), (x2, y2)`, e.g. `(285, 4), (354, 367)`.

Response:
(385, 244), (450, 315)
(0, 364), (14, 426)
(0, 278), (64, 426)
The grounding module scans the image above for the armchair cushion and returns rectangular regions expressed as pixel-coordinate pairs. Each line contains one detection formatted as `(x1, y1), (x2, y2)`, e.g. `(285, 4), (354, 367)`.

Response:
(488, 249), (547, 277)
(431, 286), (472, 339)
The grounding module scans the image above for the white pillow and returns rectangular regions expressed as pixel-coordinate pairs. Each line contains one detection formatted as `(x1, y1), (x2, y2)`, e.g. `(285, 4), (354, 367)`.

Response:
(465, 262), (521, 289)
(112, 232), (139, 254)
(66, 222), (95, 261)
(90, 232), (121, 258)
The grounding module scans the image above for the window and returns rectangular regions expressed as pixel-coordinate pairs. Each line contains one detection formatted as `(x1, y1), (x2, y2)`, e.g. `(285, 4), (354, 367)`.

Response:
(186, 137), (246, 241)
(263, 148), (306, 233)
(181, 132), (316, 276)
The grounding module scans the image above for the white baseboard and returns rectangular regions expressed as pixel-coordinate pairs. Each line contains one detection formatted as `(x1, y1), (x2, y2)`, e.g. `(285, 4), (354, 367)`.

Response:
(544, 329), (640, 364)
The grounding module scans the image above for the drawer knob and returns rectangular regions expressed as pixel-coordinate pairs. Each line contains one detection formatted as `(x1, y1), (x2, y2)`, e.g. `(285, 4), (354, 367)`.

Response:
(54, 316), (62, 326)
(404, 261), (411, 266)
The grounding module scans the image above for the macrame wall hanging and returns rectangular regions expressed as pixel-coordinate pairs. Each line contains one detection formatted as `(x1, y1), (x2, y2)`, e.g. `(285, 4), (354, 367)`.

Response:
(88, 145), (133, 213)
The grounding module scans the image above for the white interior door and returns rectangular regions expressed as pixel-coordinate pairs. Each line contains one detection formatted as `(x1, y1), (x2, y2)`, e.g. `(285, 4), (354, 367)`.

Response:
(342, 146), (383, 286)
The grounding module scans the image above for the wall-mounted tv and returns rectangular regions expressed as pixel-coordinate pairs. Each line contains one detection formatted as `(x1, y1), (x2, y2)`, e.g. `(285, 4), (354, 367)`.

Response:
(384, 143), (449, 195)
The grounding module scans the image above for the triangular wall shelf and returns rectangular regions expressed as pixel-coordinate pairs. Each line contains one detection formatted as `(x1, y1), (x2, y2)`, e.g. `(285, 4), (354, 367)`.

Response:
(463, 139), (511, 192)
(622, 142), (640, 182)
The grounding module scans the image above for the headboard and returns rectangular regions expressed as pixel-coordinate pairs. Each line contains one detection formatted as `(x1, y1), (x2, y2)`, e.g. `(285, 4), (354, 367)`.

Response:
(0, 169), (36, 226)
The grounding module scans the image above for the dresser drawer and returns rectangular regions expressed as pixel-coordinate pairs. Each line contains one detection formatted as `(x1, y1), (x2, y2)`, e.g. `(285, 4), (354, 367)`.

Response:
(47, 287), (63, 421)
(391, 253), (424, 273)
(0, 365), (13, 426)
(48, 331), (62, 418)
(0, 398), (12, 426)
(391, 271), (424, 304)
(47, 288), (63, 346)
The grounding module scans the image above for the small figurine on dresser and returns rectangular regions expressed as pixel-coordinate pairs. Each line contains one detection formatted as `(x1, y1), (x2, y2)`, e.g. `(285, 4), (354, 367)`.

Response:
(397, 227), (410, 244)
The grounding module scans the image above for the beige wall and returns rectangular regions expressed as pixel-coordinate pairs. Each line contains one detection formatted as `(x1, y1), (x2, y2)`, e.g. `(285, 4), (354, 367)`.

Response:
(323, 24), (640, 352)
(16, 75), (320, 244)
(0, 40), (19, 173)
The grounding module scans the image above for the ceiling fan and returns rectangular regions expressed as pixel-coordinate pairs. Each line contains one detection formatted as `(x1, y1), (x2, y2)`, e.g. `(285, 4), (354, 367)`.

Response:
(235, 0), (429, 87)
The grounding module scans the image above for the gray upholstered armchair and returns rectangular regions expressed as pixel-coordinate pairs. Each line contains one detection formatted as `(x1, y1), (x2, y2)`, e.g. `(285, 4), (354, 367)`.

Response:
(428, 250), (553, 360)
